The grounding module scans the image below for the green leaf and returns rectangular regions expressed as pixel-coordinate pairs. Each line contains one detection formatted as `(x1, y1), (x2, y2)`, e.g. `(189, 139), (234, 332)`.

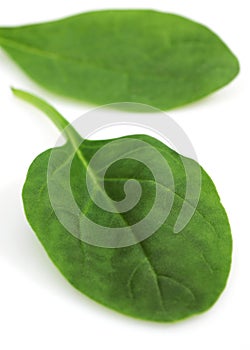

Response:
(14, 88), (232, 322)
(1, 10), (239, 110)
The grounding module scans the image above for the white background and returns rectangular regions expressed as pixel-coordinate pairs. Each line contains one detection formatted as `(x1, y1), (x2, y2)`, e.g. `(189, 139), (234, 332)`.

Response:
(0, 1), (249, 349)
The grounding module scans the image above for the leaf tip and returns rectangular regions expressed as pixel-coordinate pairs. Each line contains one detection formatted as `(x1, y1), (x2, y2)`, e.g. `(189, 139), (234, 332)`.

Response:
(11, 86), (21, 97)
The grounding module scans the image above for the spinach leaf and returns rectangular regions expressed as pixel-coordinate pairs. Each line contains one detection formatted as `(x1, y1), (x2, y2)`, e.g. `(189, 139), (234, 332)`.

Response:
(1, 10), (239, 110)
(15, 88), (232, 322)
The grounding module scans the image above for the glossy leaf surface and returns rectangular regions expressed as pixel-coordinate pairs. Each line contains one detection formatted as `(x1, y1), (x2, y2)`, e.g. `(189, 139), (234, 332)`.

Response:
(0, 10), (239, 109)
(15, 89), (232, 322)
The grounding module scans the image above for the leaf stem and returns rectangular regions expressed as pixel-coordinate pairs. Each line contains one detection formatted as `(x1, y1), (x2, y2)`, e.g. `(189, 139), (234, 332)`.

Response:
(11, 88), (83, 145)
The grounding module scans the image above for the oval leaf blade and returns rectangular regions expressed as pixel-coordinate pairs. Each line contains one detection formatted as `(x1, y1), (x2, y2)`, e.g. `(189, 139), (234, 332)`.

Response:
(14, 89), (232, 322)
(0, 10), (239, 109)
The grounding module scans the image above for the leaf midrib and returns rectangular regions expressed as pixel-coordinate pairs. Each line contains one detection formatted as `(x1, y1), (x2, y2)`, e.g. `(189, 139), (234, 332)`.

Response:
(58, 146), (204, 309)
(49, 142), (213, 309)
(46, 144), (170, 309)
(0, 34), (219, 80)
(0, 35), (157, 79)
